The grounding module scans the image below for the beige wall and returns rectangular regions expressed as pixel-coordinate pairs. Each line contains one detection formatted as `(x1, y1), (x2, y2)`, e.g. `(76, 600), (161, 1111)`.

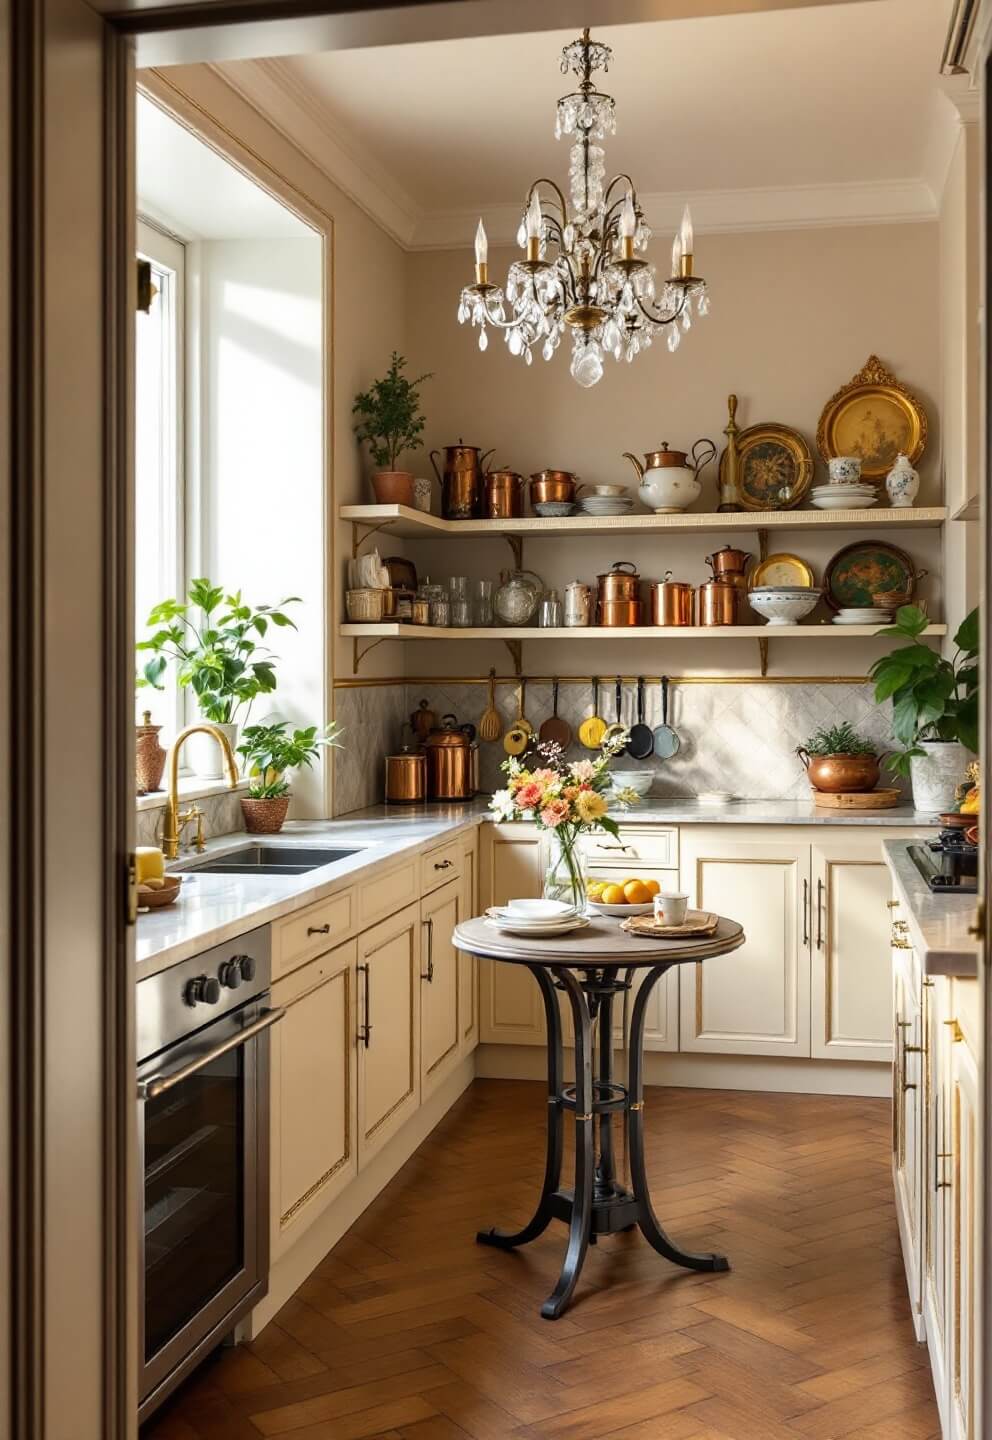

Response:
(402, 221), (943, 678)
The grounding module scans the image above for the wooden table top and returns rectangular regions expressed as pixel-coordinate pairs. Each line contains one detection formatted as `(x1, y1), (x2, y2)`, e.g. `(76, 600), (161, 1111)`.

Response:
(453, 913), (745, 967)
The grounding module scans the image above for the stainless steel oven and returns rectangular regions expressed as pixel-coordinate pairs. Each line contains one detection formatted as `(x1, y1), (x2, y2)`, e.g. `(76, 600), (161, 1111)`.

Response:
(137, 927), (282, 1422)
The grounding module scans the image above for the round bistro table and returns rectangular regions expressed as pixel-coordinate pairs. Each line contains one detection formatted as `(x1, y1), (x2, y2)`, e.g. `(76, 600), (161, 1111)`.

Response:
(453, 912), (746, 1319)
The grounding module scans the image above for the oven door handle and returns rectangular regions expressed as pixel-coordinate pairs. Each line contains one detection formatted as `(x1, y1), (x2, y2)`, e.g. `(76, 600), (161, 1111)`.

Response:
(138, 1007), (285, 1100)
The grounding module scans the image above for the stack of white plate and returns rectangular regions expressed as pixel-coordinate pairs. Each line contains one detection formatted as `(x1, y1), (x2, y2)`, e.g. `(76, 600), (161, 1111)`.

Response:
(486, 898), (590, 936)
(832, 606), (893, 626)
(810, 483), (877, 511)
(580, 495), (635, 516)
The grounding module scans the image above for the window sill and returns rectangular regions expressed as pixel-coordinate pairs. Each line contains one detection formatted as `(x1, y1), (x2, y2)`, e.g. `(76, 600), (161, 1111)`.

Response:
(136, 776), (249, 812)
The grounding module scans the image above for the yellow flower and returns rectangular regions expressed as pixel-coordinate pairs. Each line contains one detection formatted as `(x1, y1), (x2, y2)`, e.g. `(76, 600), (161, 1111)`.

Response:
(576, 790), (608, 823)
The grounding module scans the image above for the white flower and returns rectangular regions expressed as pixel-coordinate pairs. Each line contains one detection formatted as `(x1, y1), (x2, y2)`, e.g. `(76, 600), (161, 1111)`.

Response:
(490, 789), (516, 822)
(602, 729), (631, 756)
(569, 759), (596, 782)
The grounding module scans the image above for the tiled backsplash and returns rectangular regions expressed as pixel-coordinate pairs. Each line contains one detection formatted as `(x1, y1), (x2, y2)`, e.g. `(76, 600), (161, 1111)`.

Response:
(331, 679), (905, 813)
(135, 787), (247, 847)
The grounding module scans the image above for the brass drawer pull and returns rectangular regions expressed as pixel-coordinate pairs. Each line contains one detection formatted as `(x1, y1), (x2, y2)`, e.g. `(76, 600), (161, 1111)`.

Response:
(359, 962), (372, 1047)
(421, 916), (435, 982)
(307, 923), (331, 936)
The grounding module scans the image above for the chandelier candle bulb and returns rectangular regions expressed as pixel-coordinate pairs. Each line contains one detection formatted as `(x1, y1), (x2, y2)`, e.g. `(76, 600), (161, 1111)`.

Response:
(474, 218), (488, 283)
(671, 231), (682, 278)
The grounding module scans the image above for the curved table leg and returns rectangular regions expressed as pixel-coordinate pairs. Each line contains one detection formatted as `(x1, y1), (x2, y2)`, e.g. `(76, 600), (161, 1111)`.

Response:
(477, 963), (564, 1250)
(540, 966), (594, 1318)
(628, 964), (730, 1274)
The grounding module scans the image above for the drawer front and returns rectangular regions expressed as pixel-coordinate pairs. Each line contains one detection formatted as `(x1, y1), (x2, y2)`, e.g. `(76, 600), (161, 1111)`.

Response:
(580, 826), (678, 867)
(357, 857), (419, 928)
(273, 889), (354, 980)
(420, 839), (463, 894)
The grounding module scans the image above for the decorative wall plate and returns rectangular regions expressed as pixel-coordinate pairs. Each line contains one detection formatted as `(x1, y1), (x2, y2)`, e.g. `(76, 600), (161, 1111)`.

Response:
(816, 355), (927, 481)
(719, 423), (813, 510)
(823, 540), (917, 611)
(749, 553), (815, 589)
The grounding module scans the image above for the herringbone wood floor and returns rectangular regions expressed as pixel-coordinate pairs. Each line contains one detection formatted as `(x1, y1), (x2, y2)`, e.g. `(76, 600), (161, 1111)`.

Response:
(144, 1080), (939, 1440)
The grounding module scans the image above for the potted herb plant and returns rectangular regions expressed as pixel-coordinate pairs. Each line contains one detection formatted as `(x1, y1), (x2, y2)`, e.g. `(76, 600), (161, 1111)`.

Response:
(870, 605), (979, 812)
(237, 721), (342, 833)
(796, 722), (880, 794)
(136, 578), (300, 777)
(353, 352), (431, 507)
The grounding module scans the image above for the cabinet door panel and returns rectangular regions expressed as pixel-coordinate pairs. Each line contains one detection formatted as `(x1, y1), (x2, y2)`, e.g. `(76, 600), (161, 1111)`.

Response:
(948, 1032), (979, 1440)
(271, 941), (357, 1255)
(923, 978), (950, 1432)
(892, 949), (925, 1339)
(421, 880), (461, 1097)
(680, 832), (808, 1056)
(459, 836), (479, 1056)
(812, 840), (894, 1062)
(357, 902), (420, 1164)
(480, 827), (545, 1045)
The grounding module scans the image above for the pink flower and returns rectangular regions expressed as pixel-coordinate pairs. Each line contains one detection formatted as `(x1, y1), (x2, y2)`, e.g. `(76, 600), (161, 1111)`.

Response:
(515, 781), (543, 811)
(532, 768), (557, 787)
(540, 798), (571, 828)
(569, 759), (596, 783)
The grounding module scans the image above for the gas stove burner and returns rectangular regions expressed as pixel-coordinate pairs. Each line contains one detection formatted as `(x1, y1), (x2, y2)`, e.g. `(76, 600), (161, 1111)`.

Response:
(932, 829), (979, 853)
(910, 839), (978, 893)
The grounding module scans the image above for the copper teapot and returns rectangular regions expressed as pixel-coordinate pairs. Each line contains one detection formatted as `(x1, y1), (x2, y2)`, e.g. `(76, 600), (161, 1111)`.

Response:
(430, 441), (494, 520)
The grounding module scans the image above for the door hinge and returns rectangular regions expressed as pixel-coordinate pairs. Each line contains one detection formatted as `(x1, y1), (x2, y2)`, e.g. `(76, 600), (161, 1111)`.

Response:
(967, 898), (985, 940)
(126, 854), (138, 926)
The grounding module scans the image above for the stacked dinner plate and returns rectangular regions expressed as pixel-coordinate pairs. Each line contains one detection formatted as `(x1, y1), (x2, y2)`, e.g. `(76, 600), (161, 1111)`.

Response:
(579, 494), (635, 516)
(810, 482), (878, 511)
(485, 898), (590, 936)
(832, 606), (893, 626)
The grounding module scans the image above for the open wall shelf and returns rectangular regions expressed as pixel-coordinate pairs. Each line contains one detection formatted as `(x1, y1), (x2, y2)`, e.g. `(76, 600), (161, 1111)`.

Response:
(340, 623), (947, 641)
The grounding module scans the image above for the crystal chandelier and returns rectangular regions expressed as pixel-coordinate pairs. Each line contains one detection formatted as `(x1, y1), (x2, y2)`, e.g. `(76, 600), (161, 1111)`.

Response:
(457, 28), (709, 387)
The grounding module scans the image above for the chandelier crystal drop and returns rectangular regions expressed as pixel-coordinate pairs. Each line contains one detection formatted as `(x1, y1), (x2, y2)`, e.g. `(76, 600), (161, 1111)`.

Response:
(457, 28), (709, 386)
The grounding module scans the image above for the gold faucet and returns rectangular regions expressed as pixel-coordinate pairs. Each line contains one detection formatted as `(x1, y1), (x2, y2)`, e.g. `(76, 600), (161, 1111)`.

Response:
(161, 723), (240, 860)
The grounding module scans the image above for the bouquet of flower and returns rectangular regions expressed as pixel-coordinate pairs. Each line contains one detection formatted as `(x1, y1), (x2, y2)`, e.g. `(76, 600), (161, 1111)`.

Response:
(489, 732), (639, 909)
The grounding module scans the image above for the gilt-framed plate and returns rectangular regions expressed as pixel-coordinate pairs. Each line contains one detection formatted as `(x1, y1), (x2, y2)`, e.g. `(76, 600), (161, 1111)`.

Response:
(749, 552), (816, 589)
(720, 423), (814, 510)
(823, 540), (917, 612)
(816, 355), (927, 481)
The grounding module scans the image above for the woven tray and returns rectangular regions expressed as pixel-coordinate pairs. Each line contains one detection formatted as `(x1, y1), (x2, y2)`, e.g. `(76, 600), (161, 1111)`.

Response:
(621, 910), (719, 939)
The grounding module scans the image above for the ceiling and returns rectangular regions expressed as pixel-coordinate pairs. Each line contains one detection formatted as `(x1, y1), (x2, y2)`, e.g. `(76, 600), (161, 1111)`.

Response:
(136, 94), (314, 240)
(218, 0), (960, 246)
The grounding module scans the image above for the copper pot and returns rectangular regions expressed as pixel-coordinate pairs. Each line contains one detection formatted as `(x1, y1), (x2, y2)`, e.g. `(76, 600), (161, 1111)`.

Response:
(431, 442), (494, 520)
(598, 599), (642, 627)
(384, 750), (427, 803)
(484, 468), (525, 518)
(596, 561), (641, 605)
(529, 470), (577, 506)
(699, 579), (740, 626)
(706, 545), (753, 577)
(651, 574), (694, 626)
(423, 714), (474, 801)
(797, 750), (880, 794)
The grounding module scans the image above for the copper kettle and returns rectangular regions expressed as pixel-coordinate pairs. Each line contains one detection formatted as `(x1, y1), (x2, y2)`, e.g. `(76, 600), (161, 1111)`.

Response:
(706, 545), (752, 577)
(430, 441), (494, 520)
(423, 714), (474, 801)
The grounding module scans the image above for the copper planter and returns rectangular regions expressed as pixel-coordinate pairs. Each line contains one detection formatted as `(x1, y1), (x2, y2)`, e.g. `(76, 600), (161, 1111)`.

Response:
(797, 751), (880, 793)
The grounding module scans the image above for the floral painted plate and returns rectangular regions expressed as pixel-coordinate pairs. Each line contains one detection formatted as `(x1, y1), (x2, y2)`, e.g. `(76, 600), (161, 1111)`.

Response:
(823, 540), (917, 612)
(720, 423), (814, 510)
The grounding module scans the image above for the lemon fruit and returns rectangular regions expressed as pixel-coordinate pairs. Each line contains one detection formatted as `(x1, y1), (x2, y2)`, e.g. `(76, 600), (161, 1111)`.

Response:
(601, 883), (626, 906)
(623, 880), (651, 905)
(586, 880), (606, 899)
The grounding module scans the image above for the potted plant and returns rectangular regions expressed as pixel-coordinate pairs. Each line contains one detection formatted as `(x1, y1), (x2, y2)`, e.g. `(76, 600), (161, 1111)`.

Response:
(136, 578), (300, 777)
(796, 722), (880, 794)
(870, 605), (979, 812)
(353, 352), (431, 506)
(237, 721), (342, 832)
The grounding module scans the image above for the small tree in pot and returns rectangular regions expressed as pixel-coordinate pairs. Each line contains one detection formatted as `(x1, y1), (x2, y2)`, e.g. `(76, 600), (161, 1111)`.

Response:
(870, 605), (979, 812)
(353, 352), (431, 506)
(796, 722), (880, 793)
(237, 721), (342, 833)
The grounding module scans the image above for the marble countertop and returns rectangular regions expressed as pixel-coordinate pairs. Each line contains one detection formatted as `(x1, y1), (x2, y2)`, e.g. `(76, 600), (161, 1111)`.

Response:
(136, 799), (939, 978)
(883, 839), (980, 978)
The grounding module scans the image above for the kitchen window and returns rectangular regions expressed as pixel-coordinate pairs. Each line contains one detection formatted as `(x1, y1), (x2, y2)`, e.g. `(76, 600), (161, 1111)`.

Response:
(135, 219), (185, 741)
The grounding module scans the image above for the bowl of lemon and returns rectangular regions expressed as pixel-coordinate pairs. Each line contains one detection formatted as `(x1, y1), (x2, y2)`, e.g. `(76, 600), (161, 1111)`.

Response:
(586, 877), (658, 916)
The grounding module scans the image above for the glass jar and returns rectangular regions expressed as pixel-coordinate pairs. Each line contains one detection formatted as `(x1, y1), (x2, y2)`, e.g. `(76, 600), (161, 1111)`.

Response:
(450, 598), (473, 627)
(449, 576), (469, 602)
(543, 830), (587, 913)
(539, 590), (562, 627)
(474, 578), (494, 627)
(429, 595), (450, 627)
(494, 568), (544, 626)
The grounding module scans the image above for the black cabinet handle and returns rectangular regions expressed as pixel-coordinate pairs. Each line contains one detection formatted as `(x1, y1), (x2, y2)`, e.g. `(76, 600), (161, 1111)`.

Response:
(434, 858), (453, 871)
(421, 916), (435, 982)
(816, 879), (824, 950)
(802, 879), (809, 947)
(359, 962), (372, 1047)
(307, 923), (331, 936)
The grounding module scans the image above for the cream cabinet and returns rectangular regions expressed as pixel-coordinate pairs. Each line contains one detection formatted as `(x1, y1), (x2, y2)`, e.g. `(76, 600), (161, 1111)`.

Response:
(679, 830), (809, 1057)
(458, 832), (480, 1056)
(356, 901), (421, 1164)
(892, 939), (925, 1338)
(923, 973), (951, 1421)
(810, 837), (896, 1063)
(479, 824), (546, 1045)
(946, 1017), (980, 1440)
(420, 878), (463, 1099)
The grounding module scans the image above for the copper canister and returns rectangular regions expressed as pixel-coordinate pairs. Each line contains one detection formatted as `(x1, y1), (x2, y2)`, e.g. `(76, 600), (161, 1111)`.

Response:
(596, 561), (641, 605)
(529, 470), (577, 506)
(424, 715), (474, 801)
(651, 573), (694, 626)
(384, 751), (427, 803)
(484, 469), (524, 518)
(598, 598), (642, 627)
(431, 443), (494, 520)
(699, 579), (740, 626)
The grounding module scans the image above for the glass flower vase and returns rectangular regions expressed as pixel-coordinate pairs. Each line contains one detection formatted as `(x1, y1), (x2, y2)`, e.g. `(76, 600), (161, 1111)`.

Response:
(544, 829), (587, 913)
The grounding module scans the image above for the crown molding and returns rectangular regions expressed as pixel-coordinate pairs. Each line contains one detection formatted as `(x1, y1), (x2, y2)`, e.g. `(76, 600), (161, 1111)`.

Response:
(215, 57), (423, 247)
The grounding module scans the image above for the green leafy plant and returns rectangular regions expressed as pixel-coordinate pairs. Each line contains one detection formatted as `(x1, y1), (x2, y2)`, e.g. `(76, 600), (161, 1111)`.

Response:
(136, 578), (300, 726)
(869, 605), (979, 777)
(797, 722), (877, 758)
(353, 352), (432, 471)
(238, 721), (342, 798)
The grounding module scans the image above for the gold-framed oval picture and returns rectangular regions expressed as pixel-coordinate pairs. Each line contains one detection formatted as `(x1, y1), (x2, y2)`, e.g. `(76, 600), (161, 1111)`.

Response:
(816, 355), (927, 481)
(720, 423), (813, 510)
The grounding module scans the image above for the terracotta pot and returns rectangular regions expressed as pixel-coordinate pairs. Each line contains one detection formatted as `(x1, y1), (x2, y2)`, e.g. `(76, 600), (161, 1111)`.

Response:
(371, 470), (416, 506)
(241, 796), (290, 833)
(135, 710), (166, 794)
(797, 750), (880, 794)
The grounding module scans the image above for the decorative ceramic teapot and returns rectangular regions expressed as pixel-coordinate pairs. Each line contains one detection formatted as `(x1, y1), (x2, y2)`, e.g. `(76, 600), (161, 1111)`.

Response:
(622, 439), (717, 513)
(885, 453), (920, 509)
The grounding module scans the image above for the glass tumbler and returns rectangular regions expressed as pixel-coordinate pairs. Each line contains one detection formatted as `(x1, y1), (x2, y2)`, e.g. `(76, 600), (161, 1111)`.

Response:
(451, 599), (473, 627)
(474, 579), (494, 627)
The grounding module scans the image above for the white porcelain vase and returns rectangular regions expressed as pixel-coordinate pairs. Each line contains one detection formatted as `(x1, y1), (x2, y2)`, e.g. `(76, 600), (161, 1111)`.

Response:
(187, 721), (239, 780)
(885, 453), (920, 509)
(909, 739), (967, 813)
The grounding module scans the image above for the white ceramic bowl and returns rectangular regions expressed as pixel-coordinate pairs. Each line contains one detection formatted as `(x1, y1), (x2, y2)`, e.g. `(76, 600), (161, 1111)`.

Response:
(587, 899), (654, 917)
(612, 770), (654, 796)
(811, 494), (877, 510)
(749, 587), (820, 626)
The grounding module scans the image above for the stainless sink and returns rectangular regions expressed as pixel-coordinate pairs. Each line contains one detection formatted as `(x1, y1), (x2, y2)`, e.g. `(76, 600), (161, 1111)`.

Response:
(188, 844), (363, 876)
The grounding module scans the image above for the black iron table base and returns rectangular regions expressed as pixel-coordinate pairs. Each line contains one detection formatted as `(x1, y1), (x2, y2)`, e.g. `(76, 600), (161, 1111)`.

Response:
(476, 963), (729, 1319)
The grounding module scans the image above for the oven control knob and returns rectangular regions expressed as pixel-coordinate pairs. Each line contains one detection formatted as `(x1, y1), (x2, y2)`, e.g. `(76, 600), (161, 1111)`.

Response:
(183, 974), (221, 1007)
(219, 957), (243, 990)
(240, 955), (256, 982)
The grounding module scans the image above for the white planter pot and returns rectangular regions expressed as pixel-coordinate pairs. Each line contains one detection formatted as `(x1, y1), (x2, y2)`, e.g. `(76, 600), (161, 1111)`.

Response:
(186, 722), (239, 780)
(910, 740), (968, 813)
